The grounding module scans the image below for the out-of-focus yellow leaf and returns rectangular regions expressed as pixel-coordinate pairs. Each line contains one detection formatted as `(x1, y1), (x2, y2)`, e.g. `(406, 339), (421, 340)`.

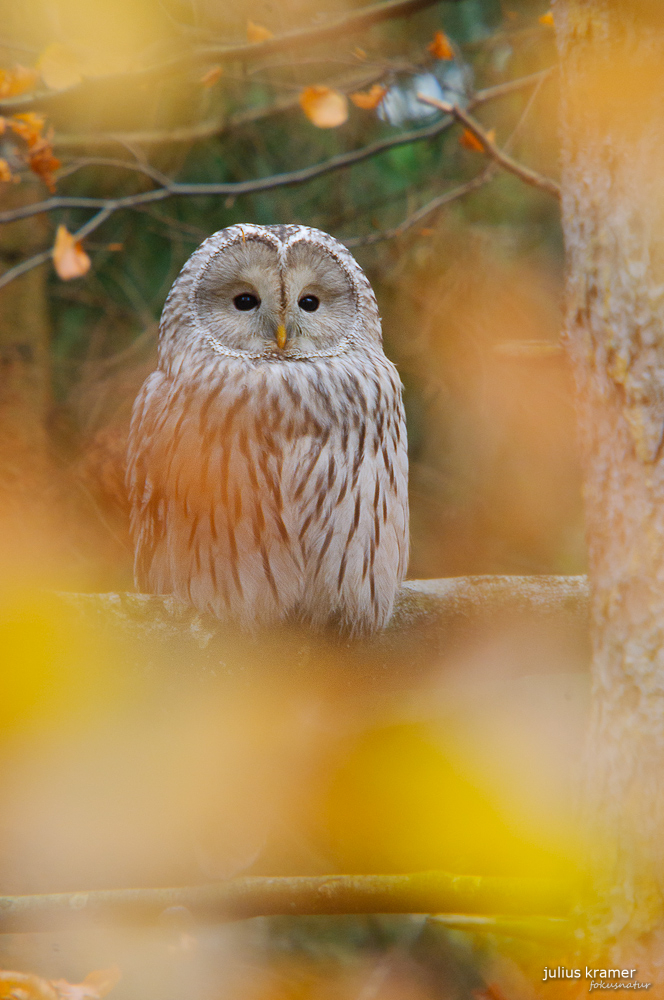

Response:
(352, 47), (367, 60)
(200, 65), (223, 87)
(350, 84), (387, 110)
(53, 224), (91, 280)
(539, 11), (554, 26)
(37, 43), (84, 90)
(0, 64), (39, 98)
(246, 20), (273, 43)
(427, 30), (454, 60)
(0, 966), (121, 1000)
(459, 127), (495, 152)
(0, 159), (13, 183)
(299, 86), (348, 128)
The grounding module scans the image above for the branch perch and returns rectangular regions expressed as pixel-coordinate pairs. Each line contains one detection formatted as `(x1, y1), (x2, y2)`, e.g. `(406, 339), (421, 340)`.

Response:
(0, 870), (575, 933)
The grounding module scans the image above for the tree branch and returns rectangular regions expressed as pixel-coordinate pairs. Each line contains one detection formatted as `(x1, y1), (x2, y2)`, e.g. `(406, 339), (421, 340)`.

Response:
(0, 870), (575, 933)
(0, 0), (448, 113)
(416, 95), (561, 199)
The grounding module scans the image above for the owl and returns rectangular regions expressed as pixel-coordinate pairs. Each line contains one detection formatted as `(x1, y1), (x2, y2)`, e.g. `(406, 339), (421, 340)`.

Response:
(126, 224), (408, 634)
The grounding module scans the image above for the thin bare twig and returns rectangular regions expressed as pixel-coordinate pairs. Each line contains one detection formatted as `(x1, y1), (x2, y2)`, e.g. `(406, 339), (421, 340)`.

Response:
(344, 168), (494, 247)
(50, 66), (554, 151)
(417, 94), (561, 199)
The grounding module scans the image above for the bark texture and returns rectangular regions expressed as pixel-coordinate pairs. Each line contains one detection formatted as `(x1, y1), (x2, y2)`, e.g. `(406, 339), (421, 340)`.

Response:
(555, 0), (664, 968)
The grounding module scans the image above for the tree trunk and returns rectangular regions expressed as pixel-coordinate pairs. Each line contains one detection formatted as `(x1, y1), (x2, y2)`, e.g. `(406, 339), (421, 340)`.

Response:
(554, 0), (664, 976)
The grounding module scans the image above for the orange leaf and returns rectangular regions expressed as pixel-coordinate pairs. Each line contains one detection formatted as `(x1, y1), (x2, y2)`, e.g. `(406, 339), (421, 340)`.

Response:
(0, 159), (13, 183)
(352, 47), (367, 60)
(53, 225), (91, 280)
(246, 20), (273, 43)
(37, 43), (84, 90)
(200, 65), (223, 87)
(0, 65), (39, 98)
(350, 84), (387, 110)
(427, 30), (454, 60)
(8, 112), (45, 147)
(0, 967), (121, 1000)
(299, 85), (348, 128)
(459, 127), (495, 152)
(27, 139), (61, 191)
(0, 970), (58, 1000)
(539, 11), (554, 26)
(53, 966), (121, 1000)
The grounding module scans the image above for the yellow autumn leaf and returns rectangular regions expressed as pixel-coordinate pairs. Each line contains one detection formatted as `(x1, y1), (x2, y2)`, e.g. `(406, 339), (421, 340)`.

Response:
(350, 84), (387, 110)
(37, 43), (84, 90)
(246, 20), (274, 43)
(53, 225), (91, 281)
(539, 12), (554, 26)
(0, 64), (39, 98)
(299, 86), (348, 128)
(427, 30), (454, 60)
(200, 65), (223, 87)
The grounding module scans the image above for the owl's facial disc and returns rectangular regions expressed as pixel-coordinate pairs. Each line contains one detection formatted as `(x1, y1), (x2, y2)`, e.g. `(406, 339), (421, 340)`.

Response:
(194, 239), (283, 353)
(281, 241), (356, 354)
(194, 235), (357, 356)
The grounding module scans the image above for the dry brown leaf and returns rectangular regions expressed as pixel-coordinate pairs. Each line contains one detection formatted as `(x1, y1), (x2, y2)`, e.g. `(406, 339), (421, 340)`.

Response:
(200, 65), (223, 87)
(427, 30), (454, 60)
(38, 43), (84, 90)
(0, 64), (39, 98)
(246, 20), (273, 43)
(299, 85), (348, 128)
(539, 11), (554, 26)
(0, 158), (13, 182)
(350, 84), (387, 110)
(53, 224), (91, 280)
(459, 127), (495, 152)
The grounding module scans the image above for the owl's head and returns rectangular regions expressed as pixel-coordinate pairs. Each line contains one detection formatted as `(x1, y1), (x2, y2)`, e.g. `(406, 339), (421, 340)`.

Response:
(159, 224), (382, 365)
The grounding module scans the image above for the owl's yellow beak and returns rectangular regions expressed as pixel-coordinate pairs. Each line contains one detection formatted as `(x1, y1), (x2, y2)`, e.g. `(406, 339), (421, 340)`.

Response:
(276, 323), (287, 350)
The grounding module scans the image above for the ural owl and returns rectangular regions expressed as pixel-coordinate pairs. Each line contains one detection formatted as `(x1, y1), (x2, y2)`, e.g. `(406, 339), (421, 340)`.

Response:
(126, 224), (409, 634)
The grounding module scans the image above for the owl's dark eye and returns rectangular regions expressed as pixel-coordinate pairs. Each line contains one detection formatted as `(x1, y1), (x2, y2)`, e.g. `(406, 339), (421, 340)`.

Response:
(233, 292), (260, 311)
(298, 295), (320, 313)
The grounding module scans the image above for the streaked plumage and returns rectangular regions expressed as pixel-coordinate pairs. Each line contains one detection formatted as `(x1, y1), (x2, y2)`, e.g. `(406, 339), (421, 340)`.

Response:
(126, 224), (408, 633)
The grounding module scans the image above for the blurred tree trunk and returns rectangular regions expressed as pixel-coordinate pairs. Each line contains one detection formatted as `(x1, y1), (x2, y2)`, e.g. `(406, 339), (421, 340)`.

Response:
(0, 185), (56, 561)
(554, 0), (664, 975)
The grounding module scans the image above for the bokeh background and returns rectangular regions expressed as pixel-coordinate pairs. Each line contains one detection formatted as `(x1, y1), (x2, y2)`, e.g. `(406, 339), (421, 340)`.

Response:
(0, 2), (589, 998)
